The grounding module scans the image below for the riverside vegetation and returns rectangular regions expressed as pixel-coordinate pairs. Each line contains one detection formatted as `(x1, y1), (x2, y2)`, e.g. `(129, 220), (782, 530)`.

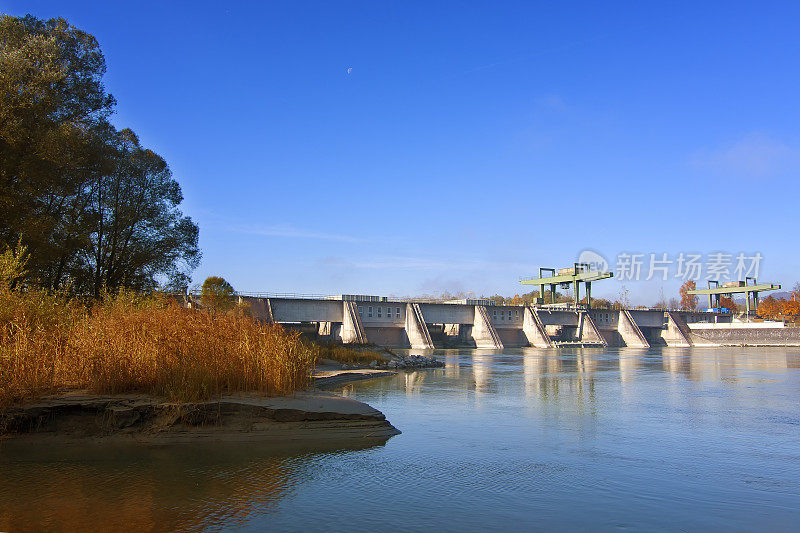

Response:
(0, 250), (393, 410)
(0, 243), (392, 411)
(0, 14), (417, 415)
(0, 287), (318, 409)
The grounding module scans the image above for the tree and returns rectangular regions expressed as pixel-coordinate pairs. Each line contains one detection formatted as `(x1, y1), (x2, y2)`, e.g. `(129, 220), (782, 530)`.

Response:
(590, 298), (612, 309)
(679, 280), (698, 310)
(653, 287), (667, 309)
(0, 241), (29, 290)
(201, 276), (235, 311)
(719, 296), (737, 313)
(782, 283), (800, 321)
(0, 15), (199, 294)
(1, 15), (114, 286)
(81, 128), (200, 295)
(615, 285), (630, 309)
(758, 296), (782, 320)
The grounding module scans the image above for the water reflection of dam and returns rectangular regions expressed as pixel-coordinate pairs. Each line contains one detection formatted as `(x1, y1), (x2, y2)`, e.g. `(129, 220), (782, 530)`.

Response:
(519, 350), (600, 418)
(402, 348), (798, 406)
(658, 349), (792, 382)
(472, 353), (492, 394)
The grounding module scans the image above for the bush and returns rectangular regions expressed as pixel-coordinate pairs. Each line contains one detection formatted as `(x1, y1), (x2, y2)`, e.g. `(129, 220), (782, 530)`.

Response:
(311, 341), (389, 365)
(201, 276), (235, 311)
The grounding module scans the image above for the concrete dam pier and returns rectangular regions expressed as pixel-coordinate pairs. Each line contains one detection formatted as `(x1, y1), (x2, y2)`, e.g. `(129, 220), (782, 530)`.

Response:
(231, 295), (772, 349)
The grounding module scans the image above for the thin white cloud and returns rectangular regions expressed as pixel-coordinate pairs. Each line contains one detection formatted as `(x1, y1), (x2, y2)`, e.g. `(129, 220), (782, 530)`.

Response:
(230, 224), (364, 243)
(691, 134), (800, 179)
(537, 94), (567, 110)
(350, 256), (529, 271)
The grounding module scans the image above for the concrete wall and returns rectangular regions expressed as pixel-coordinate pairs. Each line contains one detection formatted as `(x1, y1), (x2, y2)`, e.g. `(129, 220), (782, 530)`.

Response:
(628, 310), (667, 328)
(239, 296), (743, 348)
(689, 327), (800, 346)
(522, 307), (551, 347)
(590, 309), (620, 328)
(472, 306), (503, 348)
(536, 310), (580, 326)
(355, 302), (406, 326)
(269, 298), (343, 323)
(617, 309), (650, 348)
(244, 298), (274, 323)
(658, 312), (692, 347)
(363, 327), (406, 347)
(405, 303), (435, 349)
(598, 329), (623, 346)
(485, 306), (524, 327)
(587, 309), (724, 329)
(578, 312), (606, 346)
(341, 301), (367, 344)
(413, 303), (474, 325)
(496, 327), (528, 347)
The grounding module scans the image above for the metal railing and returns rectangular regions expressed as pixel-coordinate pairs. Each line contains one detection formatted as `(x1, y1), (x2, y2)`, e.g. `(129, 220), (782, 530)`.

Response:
(189, 291), (334, 300)
(187, 291), (736, 315)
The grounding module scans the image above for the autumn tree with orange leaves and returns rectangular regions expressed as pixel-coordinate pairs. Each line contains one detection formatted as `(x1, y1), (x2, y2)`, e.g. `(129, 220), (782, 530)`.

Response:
(758, 284), (800, 322)
(758, 296), (782, 320)
(679, 280), (698, 310)
(783, 283), (800, 320)
(719, 296), (737, 313)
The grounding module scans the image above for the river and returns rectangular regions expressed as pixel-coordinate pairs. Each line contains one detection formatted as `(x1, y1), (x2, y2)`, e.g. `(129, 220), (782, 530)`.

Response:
(1, 347), (799, 531)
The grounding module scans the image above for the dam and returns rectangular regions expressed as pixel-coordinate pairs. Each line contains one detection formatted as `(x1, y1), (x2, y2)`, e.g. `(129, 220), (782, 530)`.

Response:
(202, 294), (796, 349)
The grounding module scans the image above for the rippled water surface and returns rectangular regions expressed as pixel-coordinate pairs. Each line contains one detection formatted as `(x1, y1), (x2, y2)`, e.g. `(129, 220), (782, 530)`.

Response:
(2, 347), (800, 531)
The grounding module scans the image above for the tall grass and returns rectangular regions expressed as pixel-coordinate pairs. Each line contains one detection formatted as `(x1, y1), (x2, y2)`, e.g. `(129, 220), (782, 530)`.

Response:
(0, 289), (316, 407)
(311, 341), (389, 366)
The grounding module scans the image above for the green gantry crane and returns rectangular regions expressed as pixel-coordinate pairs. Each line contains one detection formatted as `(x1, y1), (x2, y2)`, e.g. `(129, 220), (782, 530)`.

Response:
(687, 277), (781, 315)
(520, 263), (614, 308)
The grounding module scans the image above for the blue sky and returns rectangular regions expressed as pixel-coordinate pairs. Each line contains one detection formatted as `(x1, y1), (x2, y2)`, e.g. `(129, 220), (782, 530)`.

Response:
(4, 1), (800, 303)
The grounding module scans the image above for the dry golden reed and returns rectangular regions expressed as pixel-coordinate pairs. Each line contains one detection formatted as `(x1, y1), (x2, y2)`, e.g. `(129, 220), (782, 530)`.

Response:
(312, 341), (388, 366)
(0, 289), (316, 407)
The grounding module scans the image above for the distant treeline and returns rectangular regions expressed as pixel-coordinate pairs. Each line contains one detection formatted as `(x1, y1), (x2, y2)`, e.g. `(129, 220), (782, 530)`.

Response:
(0, 15), (199, 295)
(486, 290), (614, 308)
(757, 289), (800, 321)
(404, 289), (614, 308)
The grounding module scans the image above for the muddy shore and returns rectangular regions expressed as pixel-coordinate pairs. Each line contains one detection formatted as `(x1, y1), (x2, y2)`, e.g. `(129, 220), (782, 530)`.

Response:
(0, 382), (400, 444)
(0, 391), (400, 444)
(0, 357), (444, 445)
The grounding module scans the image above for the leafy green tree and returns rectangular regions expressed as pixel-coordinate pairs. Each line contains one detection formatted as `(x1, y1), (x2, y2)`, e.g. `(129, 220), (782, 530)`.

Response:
(82, 128), (200, 295)
(1, 15), (114, 287)
(201, 276), (235, 311)
(0, 15), (199, 294)
(487, 294), (507, 305)
(0, 241), (29, 290)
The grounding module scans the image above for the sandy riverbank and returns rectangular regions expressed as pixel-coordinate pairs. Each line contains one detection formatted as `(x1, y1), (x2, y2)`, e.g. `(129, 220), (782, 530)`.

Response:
(0, 387), (400, 445)
(313, 363), (398, 388)
(0, 360), (423, 445)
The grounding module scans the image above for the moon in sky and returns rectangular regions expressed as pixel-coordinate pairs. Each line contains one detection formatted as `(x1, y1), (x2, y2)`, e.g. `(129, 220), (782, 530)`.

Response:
(346, 67), (352, 75)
